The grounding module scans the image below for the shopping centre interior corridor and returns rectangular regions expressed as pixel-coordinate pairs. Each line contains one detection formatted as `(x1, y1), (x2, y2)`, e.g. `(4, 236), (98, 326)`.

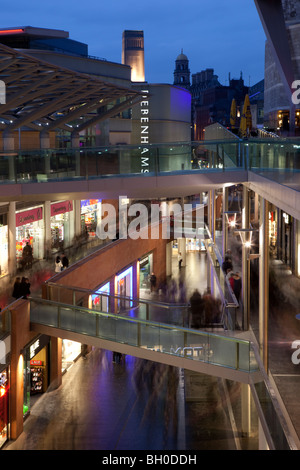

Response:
(4, 250), (260, 451)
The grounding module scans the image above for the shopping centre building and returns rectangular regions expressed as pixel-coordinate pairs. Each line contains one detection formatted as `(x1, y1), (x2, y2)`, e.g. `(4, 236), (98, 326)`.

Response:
(0, 6), (300, 450)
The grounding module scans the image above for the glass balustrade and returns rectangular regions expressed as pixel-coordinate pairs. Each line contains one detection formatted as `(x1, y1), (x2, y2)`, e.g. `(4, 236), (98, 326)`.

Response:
(0, 140), (300, 192)
(29, 297), (258, 373)
(0, 141), (242, 184)
(45, 282), (189, 327)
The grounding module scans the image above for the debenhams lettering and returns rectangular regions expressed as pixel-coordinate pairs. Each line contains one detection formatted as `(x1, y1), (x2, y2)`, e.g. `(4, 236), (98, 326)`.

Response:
(140, 90), (150, 173)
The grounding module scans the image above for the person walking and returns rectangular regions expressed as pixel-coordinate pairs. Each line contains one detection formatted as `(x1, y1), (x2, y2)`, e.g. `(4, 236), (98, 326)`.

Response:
(232, 272), (242, 302)
(55, 255), (63, 273)
(222, 255), (233, 275)
(189, 289), (203, 328)
(149, 272), (157, 292)
(22, 242), (33, 269)
(178, 252), (183, 269)
(12, 277), (21, 299)
(20, 277), (31, 299)
(61, 253), (69, 270)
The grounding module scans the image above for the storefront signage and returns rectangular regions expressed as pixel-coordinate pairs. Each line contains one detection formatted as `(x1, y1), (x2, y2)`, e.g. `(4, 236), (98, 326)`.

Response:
(30, 360), (42, 366)
(81, 199), (100, 209)
(30, 339), (40, 359)
(16, 207), (43, 227)
(51, 201), (73, 217)
(140, 90), (150, 173)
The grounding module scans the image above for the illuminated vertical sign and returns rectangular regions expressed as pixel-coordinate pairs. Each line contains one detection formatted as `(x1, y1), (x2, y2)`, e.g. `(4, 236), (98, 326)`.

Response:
(140, 90), (150, 173)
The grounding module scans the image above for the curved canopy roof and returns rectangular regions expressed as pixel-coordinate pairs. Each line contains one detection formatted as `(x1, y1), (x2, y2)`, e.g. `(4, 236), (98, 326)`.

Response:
(0, 42), (145, 134)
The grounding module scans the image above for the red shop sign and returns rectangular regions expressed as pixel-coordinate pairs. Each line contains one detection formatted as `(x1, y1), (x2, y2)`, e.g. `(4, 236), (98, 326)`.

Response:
(51, 200), (73, 217)
(16, 207), (43, 227)
(30, 360), (43, 366)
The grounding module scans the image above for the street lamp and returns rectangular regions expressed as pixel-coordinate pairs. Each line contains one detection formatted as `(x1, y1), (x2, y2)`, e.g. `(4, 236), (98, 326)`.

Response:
(235, 228), (259, 330)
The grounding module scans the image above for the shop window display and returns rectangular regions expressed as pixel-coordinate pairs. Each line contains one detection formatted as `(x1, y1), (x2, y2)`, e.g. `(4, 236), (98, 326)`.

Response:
(0, 223), (8, 277)
(81, 199), (101, 239)
(16, 207), (44, 267)
(50, 201), (74, 252)
(0, 370), (8, 448)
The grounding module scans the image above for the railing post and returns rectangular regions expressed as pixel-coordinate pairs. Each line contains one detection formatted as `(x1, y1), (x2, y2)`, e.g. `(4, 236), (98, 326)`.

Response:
(137, 322), (141, 347)
(57, 306), (61, 328)
(96, 314), (99, 337)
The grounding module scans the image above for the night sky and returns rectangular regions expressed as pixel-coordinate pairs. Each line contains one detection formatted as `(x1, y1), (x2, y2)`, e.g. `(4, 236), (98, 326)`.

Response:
(1, 0), (266, 87)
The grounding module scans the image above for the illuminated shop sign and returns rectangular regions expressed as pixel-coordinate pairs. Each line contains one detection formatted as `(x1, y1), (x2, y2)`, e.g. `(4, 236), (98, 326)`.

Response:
(30, 339), (40, 359)
(140, 90), (150, 173)
(51, 200), (73, 217)
(16, 207), (43, 227)
(81, 199), (101, 209)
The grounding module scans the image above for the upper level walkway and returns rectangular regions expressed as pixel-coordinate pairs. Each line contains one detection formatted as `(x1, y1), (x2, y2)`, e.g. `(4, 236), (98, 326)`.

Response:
(0, 138), (299, 220)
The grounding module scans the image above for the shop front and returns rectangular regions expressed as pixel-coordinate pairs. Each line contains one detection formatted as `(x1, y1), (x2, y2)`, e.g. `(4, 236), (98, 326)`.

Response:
(23, 335), (50, 417)
(139, 253), (153, 292)
(186, 238), (206, 252)
(80, 199), (101, 239)
(0, 214), (8, 278)
(62, 340), (82, 373)
(269, 208), (278, 258)
(50, 200), (74, 252)
(0, 367), (9, 448)
(16, 206), (44, 267)
(116, 266), (133, 311)
(92, 281), (110, 312)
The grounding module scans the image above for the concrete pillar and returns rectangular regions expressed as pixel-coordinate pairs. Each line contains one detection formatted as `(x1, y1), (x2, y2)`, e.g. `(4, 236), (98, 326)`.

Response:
(3, 131), (15, 181)
(40, 131), (51, 174)
(71, 132), (81, 177)
(208, 189), (216, 241)
(241, 384), (251, 437)
(132, 260), (139, 299)
(8, 201), (16, 276)
(166, 241), (172, 277)
(49, 336), (62, 391)
(74, 200), (82, 238)
(242, 186), (250, 330)
(222, 187), (229, 257)
(44, 201), (51, 260)
(9, 299), (31, 440)
(40, 131), (50, 149)
(259, 196), (269, 369)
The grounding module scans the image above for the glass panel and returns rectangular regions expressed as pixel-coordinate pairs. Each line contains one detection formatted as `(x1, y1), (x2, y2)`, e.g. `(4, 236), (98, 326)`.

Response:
(29, 298), (257, 373)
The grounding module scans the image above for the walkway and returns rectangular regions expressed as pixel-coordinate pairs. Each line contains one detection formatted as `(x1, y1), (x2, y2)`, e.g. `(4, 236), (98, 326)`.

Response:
(3, 241), (300, 449)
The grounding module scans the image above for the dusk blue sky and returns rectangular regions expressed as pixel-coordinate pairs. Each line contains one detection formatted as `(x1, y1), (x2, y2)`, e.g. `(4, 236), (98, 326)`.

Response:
(1, 1), (266, 87)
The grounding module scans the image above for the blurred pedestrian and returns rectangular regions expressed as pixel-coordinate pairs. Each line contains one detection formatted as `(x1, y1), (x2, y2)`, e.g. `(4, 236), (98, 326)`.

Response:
(55, 255), (63, 273)
(222, 255), (233, 274)
(12, 277), (21, 299)
(178, 252), (182, 269)
(22, 242), (33, 269)
(20, 277), (31, 299)
(61, 253), (69, 269)
(149, 272), (157, 292)
(232, 272), (242, 302)
(189, 289), (203, 328)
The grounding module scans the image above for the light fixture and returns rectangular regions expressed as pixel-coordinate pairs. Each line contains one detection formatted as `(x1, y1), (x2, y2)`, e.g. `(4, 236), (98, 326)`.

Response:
(224, 211), (240, 229)
(236, 228), (255, 248)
